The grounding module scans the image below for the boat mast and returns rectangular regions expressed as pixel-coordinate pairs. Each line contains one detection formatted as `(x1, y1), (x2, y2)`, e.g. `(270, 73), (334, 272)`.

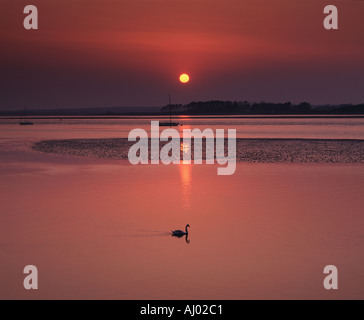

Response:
(169, 92), (172, 123)
(21, 107), (25, 122)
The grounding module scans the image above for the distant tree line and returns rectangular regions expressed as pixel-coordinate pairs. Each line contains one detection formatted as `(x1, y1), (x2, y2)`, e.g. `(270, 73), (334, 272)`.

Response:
(160, 100), (364, 115)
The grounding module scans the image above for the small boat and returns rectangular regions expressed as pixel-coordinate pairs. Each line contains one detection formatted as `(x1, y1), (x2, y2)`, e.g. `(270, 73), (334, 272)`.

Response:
(160, 92), (180, 127)
(19, 107), (33, 125)
(159, 122), (180, 127)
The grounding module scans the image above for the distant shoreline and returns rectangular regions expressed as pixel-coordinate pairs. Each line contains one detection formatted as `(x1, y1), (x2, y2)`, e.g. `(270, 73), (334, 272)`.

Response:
(33, 138), (364, 164)
(1, 100), (364, 117)
(2, 114), (364, 120)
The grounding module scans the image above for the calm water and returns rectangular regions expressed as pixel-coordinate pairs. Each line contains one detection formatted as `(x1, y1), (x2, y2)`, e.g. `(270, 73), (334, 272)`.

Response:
(0, 116), (364, 299)
(1, 115), (364, 140)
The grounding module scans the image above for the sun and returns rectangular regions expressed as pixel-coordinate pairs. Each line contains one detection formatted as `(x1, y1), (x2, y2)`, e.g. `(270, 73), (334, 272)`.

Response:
(179, 73), (190, 84)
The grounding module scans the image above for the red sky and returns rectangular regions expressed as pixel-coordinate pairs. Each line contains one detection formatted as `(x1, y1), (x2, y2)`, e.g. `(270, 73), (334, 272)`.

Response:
(1, 0), (363, 109)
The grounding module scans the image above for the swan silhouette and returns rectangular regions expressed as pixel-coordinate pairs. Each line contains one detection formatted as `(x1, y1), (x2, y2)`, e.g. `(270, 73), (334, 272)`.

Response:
(171, 224), (190, 237)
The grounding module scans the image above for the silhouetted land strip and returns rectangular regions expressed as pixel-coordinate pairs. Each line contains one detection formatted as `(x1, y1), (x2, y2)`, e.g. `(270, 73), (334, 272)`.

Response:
(2, 115), (364, 120)
(161, 101), (364, 115)
(1, 101), (364, 116)
(33, 138), (364, 163)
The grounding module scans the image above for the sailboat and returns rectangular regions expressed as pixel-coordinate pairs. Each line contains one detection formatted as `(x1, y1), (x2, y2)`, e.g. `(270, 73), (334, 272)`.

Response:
(19, 107), (33, 125)
(159, 93), (180, 127)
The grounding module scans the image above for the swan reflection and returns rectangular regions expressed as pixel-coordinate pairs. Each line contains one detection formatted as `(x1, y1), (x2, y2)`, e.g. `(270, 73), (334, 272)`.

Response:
(171, 233), (190, 244)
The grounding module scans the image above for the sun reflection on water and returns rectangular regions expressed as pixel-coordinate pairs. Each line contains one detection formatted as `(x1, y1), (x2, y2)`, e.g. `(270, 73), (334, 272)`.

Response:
(179, 142), (192, 209)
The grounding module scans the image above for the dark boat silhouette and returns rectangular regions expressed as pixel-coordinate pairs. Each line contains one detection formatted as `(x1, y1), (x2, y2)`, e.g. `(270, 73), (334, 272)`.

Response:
(19, 108), (33, 125)
(160, 93), (180, 127)
(159, 121), (179, 127)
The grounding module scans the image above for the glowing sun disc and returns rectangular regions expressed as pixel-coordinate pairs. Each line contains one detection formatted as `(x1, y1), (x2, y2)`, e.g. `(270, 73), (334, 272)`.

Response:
(179, 74), (190, 83)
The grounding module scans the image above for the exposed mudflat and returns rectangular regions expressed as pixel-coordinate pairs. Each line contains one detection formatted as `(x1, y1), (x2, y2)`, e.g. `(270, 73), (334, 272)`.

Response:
(32, 138), (364, 163)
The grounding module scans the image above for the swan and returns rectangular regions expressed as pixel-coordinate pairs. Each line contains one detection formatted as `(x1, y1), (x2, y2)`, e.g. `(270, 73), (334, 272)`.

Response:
(171, 224), (190, 237)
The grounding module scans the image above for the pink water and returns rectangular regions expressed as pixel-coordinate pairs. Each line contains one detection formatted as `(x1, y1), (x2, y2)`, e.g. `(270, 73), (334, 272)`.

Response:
(0, 117), (364, 299)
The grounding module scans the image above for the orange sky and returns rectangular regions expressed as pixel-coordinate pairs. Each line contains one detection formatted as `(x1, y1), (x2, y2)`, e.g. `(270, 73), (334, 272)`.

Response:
(1, 0), (363, 108)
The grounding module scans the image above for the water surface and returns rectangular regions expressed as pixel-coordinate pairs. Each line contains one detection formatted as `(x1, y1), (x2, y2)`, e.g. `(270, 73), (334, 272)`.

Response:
(0, 116), (363, 299)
